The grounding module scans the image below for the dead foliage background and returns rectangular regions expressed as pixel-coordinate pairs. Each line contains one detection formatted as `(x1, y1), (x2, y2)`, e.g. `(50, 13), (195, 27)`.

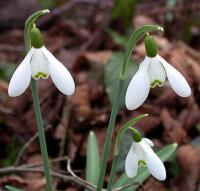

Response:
(0, 0), (200, 190)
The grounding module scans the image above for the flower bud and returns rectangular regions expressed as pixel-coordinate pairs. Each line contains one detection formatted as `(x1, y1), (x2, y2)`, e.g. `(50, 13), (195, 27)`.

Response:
(30, 26), (43, 48)
(145, 35), (157, 58)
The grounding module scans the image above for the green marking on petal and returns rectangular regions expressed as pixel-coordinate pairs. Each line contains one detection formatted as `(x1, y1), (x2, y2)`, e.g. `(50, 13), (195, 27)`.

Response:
(151, 79), (164, 88)
(138, 160), (146, 167)
(34, 72), (48, 79)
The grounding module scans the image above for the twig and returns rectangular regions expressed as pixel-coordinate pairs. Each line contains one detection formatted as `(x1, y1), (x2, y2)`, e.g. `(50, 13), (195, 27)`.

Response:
(0, 166), (74, 183)
(58, 102), (72, 158)
(14, 126), (52, 166)
(38, 0), (99, 26)
(80, 29), (102, 51)
(0, 165), (97, 191)
(67, 160), (100, 191)
(88, 0), (102, 24)
(21, 156), (69, 169)
(0, 161), (142, 191)
(136, 3), (200, 16)
(178, 41), (200, 61)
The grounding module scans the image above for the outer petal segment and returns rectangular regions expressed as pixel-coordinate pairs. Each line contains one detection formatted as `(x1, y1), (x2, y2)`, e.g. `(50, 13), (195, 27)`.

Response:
(158, 55), (191, 97)
(125, 60), (150, 110)
(42, 47), (75, 95)
(125, 145), (138, 178)
(142, 138), (154, 147)
(141, 142), (166, 181)
(8, 48), (33, 97)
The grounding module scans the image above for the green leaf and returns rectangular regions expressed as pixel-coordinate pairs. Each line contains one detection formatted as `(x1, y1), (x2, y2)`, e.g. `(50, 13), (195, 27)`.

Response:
(37, 0), (55, 9)
(104, 52), (138, 107)
(0, 137), (20, 167)
(112, 0), (137, 26)
(114, 143), (178, 190)
(86, 131), (100, 191)
(107, 29), (128, 47)
(0, 62), (17, 81)
(167, 154), (180, 177)
(5, 185), (23, 191)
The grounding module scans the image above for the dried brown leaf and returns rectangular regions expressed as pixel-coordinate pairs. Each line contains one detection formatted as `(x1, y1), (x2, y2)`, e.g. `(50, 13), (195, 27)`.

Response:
(171, 145), (200, 191)
(161, 109), (188, 144)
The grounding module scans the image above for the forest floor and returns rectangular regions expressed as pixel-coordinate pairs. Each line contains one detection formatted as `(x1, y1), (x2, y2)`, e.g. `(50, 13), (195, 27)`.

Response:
(0, 0), (200, 190)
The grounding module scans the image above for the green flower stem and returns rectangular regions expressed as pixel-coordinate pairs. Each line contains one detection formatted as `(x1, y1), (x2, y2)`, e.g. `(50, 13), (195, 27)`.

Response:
(107, 155), (118, 191)
(24, 10), (53, 191)
(97, 79), (124, 191)
(97, 25), (163, 191)
(31, 80), (53, 191)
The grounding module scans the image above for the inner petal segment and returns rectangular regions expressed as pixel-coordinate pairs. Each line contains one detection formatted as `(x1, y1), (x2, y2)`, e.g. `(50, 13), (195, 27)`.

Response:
(31, 48), (49, 80)
(138, 160), (146, 167)
(149, 59), (166, 88)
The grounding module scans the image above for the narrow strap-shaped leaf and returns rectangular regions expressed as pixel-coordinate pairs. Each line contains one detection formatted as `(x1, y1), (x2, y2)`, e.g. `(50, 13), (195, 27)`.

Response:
(5, 185), (23, 191)
(86, 131), (100, 191)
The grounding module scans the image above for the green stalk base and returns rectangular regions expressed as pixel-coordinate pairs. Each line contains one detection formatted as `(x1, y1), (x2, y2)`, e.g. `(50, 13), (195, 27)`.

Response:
(31, 79), (53, 191)
(97, 79), (123, 191)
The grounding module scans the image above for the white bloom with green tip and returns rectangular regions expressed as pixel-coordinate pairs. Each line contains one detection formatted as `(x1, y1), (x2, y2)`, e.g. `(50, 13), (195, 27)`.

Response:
(125, 138), (166, 181)
(8, 46), (75, 97)
(125, 35), (191, 110)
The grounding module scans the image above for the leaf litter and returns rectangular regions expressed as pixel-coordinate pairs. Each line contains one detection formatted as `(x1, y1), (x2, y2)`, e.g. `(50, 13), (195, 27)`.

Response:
(0, 2), (200, 191)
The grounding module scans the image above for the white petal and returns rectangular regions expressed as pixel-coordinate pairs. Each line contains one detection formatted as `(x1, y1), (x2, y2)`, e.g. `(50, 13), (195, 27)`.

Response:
(125, 145), (138, 178)
(158, 55), (191, 97)
(148, 57), (166, 87)
(31, 47), (49, 80)
(139, 56), (150, 69)
(42, 47), (75, 95)
(142, 138), (154, 147)
(134, 143), (145, 160)
(125, 60), (150, 110)
(141, 142), (166, 181)
(8, 48), (33, 97)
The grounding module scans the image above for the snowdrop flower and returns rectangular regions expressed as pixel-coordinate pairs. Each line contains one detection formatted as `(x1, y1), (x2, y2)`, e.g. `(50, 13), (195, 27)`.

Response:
(125, 35), (191, 110)
(125, 137), (166, 181)
(8, 26), (75, 97)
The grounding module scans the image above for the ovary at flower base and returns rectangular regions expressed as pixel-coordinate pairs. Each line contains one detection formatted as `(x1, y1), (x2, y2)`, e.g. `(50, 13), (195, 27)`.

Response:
(8, 26), (75, 97)
(125, 35), (191, 110)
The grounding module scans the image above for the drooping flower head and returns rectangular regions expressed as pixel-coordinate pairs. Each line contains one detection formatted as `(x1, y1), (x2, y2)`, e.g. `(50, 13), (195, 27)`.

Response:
(125, 136), (166, 181)
(8, 25), (75, 97)
(125, 35), (191, 110)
